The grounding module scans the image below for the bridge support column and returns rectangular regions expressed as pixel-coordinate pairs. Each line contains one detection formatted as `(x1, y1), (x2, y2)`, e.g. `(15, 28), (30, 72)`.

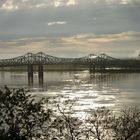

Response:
(38, 65), (44, 87)
(89, 64), (95, 73)
(28, 65), (33, 87)
(100, 65), (105, 71)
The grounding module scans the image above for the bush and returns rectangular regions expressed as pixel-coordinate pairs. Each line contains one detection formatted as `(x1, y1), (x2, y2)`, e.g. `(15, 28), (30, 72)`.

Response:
(0, 86), (140, 140)
(0, 86), (52, 140)
(111, 107), (140, 140)
(86, 107), (112, 140)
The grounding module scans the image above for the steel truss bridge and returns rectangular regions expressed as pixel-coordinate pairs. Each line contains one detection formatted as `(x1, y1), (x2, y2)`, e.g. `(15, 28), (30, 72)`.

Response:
(0, 52), (117, 66)
(0, 52), (140, 86)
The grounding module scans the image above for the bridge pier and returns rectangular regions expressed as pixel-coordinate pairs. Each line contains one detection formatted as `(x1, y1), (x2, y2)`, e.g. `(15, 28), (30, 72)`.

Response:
(28, 65), (33, 87)
(38, 65), (44, 87)
(89, 65), (95, 73)
(27, 64), (44, 87)
(100, 65), (105, 71)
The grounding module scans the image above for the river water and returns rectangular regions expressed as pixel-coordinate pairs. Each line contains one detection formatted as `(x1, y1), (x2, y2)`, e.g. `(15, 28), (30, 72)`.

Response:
(0, 71), (140, 116)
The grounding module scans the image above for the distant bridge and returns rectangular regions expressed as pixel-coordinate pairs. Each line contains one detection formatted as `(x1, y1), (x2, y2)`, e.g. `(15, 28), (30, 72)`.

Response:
(0, 52), (117, 66)
(0, 52), (140, 86)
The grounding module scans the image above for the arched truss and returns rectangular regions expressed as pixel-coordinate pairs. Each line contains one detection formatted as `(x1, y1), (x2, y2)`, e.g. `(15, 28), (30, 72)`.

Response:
(0, 52), (118, 66)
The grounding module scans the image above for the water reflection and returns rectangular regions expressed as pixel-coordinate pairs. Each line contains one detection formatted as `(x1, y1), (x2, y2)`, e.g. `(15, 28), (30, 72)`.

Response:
(0, 71), (140, 114)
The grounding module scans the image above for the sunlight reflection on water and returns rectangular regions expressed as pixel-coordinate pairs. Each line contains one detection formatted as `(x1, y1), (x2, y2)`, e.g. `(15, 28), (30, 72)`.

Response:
(0, 71), (140, 117)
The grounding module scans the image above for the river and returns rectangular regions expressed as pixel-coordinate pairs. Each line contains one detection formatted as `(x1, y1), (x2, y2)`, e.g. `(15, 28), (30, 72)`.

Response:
(0, 71), (140, 117)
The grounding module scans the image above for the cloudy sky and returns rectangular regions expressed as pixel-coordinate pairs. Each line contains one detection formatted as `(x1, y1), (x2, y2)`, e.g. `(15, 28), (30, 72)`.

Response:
(0, 0), (140, 58)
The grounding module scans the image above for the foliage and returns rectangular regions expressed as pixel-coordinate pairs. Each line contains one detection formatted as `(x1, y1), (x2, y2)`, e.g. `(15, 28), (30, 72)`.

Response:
(111, 107), (140, 140)
(86, 107), (112, 140)
(0, 86), (140, 140)
(0, 86), (52, 140)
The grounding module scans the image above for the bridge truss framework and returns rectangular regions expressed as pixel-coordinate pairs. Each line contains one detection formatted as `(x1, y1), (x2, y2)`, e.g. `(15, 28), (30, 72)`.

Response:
(0, 52), (140, 86)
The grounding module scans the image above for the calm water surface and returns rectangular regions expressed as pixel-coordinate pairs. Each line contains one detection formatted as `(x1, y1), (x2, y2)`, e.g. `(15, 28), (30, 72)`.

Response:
(0, 71), (140, 116)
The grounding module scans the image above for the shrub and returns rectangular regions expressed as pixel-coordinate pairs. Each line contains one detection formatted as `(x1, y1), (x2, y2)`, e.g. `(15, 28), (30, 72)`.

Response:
(0, 86), (52, 140)
(0, 86), (140, 140)
(111, 107), (140, 140)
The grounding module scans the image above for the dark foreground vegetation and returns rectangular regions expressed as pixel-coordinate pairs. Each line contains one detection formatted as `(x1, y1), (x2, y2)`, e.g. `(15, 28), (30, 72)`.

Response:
(0, 87), (140, 140)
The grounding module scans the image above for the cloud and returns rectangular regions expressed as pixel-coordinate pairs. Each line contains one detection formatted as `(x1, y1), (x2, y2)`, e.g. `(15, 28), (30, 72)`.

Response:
(67, 0), (77, 6)
(0, 31), (140, 58)
(54, 0), (77, 7)
(1, 0), (18, 11)
(92, 0), (130, 5)
(1, 0), (139, 39)
(47, 21), (67, 26)
(0, 37), (49, 54)
(0, 0), (132, 11)
(0, 1), (140, 58)
(35, 3), (47, 8)
(61, 31), (140, 45)
(58, 31), (140, 57)
(0, 0), (78, 11)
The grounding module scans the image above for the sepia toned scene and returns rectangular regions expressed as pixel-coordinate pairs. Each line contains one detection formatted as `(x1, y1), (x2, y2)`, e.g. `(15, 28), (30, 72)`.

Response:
(0, 0), (140, 140)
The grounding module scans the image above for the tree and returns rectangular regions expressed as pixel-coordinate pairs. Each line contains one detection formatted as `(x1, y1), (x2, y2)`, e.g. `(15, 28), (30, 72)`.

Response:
(111, 107), (140, 140)
(45, 100), (84, 140)
(86, 107), (112, 140)
(0, 86), (52, 140)
(0, 86), (140, 140)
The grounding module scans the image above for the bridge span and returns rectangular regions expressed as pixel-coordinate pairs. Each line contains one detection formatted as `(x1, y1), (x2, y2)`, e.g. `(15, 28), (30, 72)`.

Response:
(0, 52), (140, 86)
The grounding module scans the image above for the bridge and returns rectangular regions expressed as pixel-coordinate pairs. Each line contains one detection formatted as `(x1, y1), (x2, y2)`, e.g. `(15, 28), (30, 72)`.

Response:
(0, 52), (140, 86)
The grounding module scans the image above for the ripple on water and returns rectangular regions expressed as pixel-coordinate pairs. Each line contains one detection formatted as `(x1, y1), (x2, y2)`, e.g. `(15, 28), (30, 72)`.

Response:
(1, 71), (140, 116)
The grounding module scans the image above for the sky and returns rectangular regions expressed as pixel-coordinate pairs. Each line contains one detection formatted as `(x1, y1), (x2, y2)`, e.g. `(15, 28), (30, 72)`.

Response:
(0, 0), (140, 58)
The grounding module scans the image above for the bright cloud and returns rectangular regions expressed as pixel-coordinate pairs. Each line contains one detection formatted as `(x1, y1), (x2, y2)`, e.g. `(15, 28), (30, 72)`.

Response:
(0, 0), (78, 11)
(120, 0), (129, 5)
(54, 0), (77, 7)
(90, 0), (131, 5)
(1, 0), (18, 10)
(67, 0), (77, 6)
(47, 21), (67, 26)
(35, 3), (47, 8)
(54, 0), (61, 7)
(0, 0), (132, 11)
